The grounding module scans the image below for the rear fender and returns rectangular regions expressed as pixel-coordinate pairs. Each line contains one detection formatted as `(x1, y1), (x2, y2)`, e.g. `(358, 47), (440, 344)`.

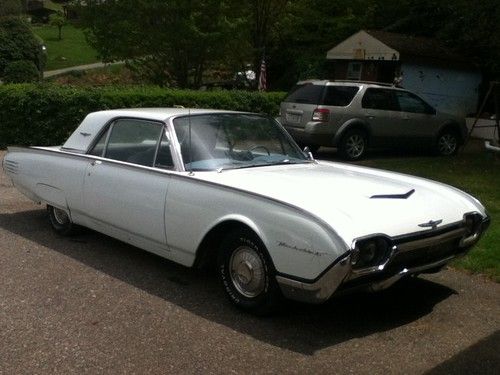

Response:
(333, 119), (371, 146)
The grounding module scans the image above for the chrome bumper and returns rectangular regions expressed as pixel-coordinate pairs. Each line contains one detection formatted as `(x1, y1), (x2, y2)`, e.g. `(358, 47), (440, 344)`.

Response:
(276, 215), (490, 304)
(276, 254), (351, 304)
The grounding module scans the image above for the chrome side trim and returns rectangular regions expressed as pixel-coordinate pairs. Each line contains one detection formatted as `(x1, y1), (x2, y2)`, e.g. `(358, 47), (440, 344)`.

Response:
(276, 254), (351, 304)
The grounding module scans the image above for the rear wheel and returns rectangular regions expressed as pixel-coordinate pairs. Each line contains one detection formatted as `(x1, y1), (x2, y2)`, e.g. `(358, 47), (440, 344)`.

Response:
(339, 129), (368, 161)
(435, 130), (459, 156)
(47, 205), (77, 236)
(217, 229), (282, 315)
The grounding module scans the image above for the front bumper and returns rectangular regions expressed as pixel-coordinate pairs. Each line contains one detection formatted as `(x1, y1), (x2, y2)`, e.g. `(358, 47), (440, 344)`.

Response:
(276, 215), (490, 304)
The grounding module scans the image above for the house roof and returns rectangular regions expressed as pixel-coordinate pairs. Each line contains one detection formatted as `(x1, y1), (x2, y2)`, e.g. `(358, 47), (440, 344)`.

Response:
(326, 30), (472, 67)
(364, 30), (465, 63)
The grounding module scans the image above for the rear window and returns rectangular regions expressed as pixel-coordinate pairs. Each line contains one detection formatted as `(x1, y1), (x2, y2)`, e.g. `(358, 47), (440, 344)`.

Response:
(283, 84), (324, 104)
(322, 86), (359, 106)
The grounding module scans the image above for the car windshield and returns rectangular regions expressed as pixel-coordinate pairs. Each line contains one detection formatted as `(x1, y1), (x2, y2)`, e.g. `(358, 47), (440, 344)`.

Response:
(173, 113), (308, 171)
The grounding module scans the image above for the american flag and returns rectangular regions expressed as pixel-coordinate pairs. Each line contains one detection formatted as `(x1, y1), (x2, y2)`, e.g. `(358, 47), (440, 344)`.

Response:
(258, 59), (267, 91)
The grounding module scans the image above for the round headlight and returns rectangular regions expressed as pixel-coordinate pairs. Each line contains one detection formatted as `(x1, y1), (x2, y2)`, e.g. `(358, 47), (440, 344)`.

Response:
(352, 237), (391, 269)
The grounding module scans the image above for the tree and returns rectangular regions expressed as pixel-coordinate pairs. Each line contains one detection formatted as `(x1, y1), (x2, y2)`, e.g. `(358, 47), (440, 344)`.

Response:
(0, 0), (22, 18)
(79, 0), (234, 88)
(0, 16), (44, 78)
(3, 60), (39, 83)
(49, 12), (67, 40)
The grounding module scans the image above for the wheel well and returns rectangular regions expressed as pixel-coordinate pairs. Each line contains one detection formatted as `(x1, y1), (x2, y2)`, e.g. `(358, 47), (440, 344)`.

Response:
(439, 122), (463, 143)
(193, 220), (260, 270)
(335, 122), (370, 146)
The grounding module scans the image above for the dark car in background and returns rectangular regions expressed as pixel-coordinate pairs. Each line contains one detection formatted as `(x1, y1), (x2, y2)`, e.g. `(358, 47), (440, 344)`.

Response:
(280, 80), (467, 160)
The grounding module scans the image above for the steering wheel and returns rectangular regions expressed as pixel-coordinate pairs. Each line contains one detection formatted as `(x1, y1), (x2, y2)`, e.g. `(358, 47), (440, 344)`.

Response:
(249, 145), (271, 156)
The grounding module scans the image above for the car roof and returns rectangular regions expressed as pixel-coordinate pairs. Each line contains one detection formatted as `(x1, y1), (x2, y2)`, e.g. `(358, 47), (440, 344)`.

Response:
(89, 108), (243, 122)
(62, 108), (248, 153)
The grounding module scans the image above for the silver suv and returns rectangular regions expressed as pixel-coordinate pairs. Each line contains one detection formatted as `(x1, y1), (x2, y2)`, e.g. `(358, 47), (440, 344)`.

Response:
(280, 80), (467, 160)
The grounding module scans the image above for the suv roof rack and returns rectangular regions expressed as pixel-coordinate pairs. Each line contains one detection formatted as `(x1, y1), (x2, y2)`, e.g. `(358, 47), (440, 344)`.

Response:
(332, 80), (395, 87)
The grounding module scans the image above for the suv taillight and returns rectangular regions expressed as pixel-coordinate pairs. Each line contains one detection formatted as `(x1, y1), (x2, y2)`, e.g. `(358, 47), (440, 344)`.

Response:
(312, 108), (330, 122)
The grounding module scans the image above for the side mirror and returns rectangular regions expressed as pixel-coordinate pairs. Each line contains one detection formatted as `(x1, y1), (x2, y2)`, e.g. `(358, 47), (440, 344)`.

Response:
(303, 146), (314, 160)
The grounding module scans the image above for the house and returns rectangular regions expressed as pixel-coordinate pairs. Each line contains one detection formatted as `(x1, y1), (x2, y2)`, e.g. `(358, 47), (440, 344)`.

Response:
(326, 30), (482, 116)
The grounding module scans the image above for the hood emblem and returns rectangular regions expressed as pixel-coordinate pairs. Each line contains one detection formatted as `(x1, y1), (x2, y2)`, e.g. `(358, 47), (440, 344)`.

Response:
(418, 219), (443, 230)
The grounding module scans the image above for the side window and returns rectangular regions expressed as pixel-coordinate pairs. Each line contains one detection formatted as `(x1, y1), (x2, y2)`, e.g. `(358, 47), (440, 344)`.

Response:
(88, 127), (110, 156)
(154, 131), (175, 169)
(322, 86), (359, 106)
(362, 88), (399, 111)
(396, 91), (433, 114)
(104, 119), (163, 167)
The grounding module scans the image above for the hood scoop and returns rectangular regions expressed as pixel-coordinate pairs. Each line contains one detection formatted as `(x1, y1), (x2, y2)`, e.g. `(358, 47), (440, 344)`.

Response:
(370, 189), (415, 199)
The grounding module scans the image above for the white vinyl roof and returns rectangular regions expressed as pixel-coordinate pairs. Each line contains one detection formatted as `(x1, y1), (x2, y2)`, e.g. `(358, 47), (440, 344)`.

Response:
(62, 108), (239, 152)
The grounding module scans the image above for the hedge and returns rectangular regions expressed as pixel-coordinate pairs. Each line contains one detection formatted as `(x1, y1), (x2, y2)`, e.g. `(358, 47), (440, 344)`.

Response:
(0, 84), (286, 148)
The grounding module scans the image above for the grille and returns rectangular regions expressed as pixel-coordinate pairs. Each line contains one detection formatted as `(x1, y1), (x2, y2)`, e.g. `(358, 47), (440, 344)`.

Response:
(385, 238), (463, 273)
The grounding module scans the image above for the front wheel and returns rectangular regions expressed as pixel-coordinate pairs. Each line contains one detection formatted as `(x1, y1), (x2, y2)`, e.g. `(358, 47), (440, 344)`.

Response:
(217, 229), (282, 315)
(435, 130), (459, 156)
(339, 129), (368, 161)
(47, 205), (77, 236)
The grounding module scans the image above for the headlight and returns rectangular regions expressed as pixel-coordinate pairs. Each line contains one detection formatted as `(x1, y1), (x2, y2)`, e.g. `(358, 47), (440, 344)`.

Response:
(351, 237), (392, 269)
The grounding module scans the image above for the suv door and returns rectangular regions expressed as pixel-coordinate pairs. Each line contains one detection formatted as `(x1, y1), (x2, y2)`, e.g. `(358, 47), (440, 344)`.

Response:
(394, 90), (439, 143)
(360, 88), (401, 146)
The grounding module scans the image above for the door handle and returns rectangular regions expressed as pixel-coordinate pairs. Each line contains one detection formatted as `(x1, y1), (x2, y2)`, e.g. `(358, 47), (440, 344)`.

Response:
(366, 114), (375, 119)
(90, 160), (102, 166)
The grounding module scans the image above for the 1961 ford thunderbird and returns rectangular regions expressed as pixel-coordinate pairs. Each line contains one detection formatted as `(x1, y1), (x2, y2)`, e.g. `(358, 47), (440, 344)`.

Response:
(3, 108), (490, 313)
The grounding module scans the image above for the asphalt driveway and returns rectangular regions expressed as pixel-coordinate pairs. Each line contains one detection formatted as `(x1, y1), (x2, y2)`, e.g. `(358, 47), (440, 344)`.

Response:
(1, 151), (499, 374)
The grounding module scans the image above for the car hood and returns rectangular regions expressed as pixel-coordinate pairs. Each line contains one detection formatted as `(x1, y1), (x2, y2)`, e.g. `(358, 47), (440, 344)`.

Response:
(193, 161), (485, 244)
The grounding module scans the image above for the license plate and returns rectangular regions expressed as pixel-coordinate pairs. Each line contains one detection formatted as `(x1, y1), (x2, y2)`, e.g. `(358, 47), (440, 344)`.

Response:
(286, 113), (301, 123)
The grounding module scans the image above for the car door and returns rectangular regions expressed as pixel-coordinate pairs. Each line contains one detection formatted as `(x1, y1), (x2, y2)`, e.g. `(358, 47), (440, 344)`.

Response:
(360, 88), (402, 146)
(394, 90), (439, 143)
(83, 118), (172, 245)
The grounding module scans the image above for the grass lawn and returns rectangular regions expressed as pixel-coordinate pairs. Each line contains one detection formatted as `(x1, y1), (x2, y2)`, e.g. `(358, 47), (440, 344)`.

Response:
(354, 142), (499, 281)
(33, 24), (99, 70)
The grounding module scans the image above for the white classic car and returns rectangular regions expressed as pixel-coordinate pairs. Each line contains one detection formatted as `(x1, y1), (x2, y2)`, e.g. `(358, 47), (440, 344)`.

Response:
(3, 108), (490, 314)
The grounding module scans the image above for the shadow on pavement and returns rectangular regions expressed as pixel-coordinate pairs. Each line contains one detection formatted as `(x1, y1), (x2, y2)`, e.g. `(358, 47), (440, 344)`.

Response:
(0, 209), (457, 355)
(426, 330), (500, 375)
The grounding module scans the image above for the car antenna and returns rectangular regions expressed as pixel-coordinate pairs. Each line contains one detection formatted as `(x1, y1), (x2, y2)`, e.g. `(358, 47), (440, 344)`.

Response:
(188, 108), (194, 176)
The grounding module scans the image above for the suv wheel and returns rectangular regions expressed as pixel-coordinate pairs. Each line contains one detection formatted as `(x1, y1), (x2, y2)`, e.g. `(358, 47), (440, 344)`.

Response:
(339, 129), (367, 161)
(436, 130), (459, 156)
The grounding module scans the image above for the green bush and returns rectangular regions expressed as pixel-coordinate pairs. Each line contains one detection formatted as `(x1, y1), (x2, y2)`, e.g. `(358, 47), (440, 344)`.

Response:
(3, 60), (40, 83)
(0, 84), (286, 148)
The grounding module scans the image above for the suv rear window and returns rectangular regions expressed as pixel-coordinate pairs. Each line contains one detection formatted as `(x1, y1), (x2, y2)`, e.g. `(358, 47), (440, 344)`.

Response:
(322, 86), (359, 106)
(284, 84), (324, 104)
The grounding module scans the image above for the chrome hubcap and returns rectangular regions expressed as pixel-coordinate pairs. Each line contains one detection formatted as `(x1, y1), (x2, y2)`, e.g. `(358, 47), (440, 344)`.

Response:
(53, 208), (69, 225)
(346, 135), (365, 158)
(229, 246), (265, 298)
(439, 134), (457, 155)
